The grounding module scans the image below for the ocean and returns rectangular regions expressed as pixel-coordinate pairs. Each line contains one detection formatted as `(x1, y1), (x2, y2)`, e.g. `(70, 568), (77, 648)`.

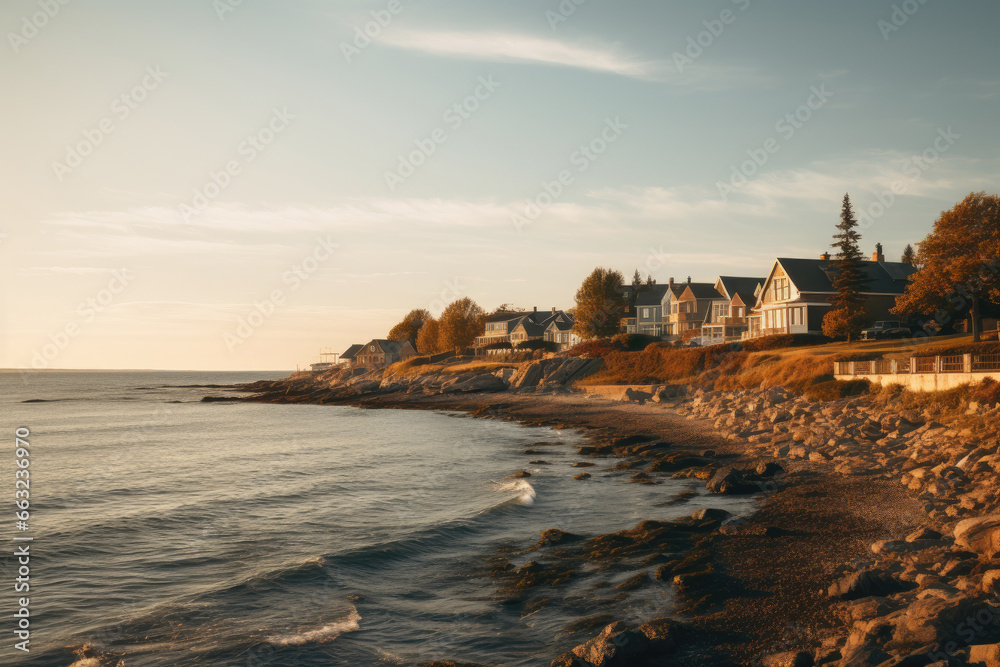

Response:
(1, 372), (753, 666)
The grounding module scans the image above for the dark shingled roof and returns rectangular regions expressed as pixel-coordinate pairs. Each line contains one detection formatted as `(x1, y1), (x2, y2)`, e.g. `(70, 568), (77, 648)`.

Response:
(341, 344), (364, 360)
(681, 282), (722, 300)
(718, 276), (764, 305)
(776, 258), (917, 295)
(634, 284), (670, 306)
(367, 339), (403, 354)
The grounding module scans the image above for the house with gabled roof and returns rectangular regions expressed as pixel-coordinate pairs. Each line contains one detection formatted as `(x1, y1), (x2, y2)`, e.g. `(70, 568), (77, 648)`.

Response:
(701, 276), (765, 344)
(340, 344), (364, 367)
(355, 339), (416, 368)
(746, 244), (918, 338)
(475, 307), (575, 354)
(635, 284), (670, 336)
(543, 311), (580, 350)
(475, 310), (528, 352)
(669, 278), (719, 340)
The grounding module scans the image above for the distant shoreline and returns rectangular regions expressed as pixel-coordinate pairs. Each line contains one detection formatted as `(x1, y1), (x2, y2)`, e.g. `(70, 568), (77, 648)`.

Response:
(0, 368), (292, 373)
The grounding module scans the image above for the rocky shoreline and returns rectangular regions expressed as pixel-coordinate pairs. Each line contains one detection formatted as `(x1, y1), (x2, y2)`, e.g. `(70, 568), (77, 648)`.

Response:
(230, 362), (1000, 666)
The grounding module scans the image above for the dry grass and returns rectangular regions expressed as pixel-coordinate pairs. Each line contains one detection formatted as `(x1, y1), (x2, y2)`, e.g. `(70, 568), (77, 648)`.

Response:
(573, 334), (990, 395)
(872, 377), (1000, 429)
(388, 358), (518, 378)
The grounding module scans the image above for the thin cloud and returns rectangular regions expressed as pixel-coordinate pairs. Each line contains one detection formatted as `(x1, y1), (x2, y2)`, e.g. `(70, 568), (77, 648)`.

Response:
(381, 29), (663, 81)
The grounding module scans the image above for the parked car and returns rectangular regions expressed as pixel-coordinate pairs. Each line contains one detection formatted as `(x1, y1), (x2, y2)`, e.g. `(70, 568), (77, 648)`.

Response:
(860, 321), (911, 340)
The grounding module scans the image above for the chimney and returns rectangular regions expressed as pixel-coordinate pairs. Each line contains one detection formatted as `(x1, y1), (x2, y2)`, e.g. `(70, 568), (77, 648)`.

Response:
(820, 251), (831, 261)
(872, 243), (884, 263)
(533, 306), (538, 313)
(551, 307), (556, 315)
(687, 276), (692, 284)
(668, 277), (674, 287)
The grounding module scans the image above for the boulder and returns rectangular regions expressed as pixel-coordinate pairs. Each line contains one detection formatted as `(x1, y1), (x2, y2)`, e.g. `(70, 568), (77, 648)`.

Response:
(955, 516), (1000, 558)
(623, 388), (652, 405)
(969, 643), (1000, 667)
(828, 569), (916, 600)
(568, 619), (682, 666)
(706, 466), (757, 494)
(760, 651), (814, 667)
(440, 373), (507, 394)
(983, 570), (1000, 596)
(510, 362), (546, 390)
(571, 621), (649, 666)
(890, 595), (982, 649)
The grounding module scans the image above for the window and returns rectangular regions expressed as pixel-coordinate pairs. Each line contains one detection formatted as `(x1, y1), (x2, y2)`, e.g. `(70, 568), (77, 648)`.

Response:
(642, 308), (650, 319)
(770, 277), (791, 302)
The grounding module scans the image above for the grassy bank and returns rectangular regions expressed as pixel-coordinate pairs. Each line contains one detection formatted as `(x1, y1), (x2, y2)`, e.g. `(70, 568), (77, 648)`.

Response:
(575, 333), (996, 395)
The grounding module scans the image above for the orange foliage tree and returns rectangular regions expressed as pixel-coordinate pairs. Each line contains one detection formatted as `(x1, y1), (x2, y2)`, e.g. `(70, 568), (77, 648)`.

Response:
(892, 192), (1000, 341)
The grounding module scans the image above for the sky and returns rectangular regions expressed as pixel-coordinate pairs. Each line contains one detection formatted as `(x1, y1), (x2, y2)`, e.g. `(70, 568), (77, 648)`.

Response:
(1, 0), (998, 370)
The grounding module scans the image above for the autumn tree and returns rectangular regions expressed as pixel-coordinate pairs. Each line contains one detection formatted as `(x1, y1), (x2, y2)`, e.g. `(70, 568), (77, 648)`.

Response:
(892, 192), (1000, 341)
(573, 268), (628, 339)
(437, 297), (486, 351)
(901, 244), (916, 266)
(416, 318), (440, 355)
(387, 308), (431, 342)
(822, 194), (870, 341)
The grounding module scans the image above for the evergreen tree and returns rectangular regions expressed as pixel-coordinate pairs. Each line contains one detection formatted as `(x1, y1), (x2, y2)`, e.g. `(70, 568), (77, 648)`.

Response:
(822, 194), (870, 341)
(900, 244), (916, 266)
(631, 269), (642, 289)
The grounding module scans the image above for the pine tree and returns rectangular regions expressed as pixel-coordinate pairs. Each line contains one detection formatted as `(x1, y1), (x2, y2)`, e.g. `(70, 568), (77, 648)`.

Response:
(631, 269), (642, 289)
(901, 244), (916, 265)
(822, 194), (870, 341)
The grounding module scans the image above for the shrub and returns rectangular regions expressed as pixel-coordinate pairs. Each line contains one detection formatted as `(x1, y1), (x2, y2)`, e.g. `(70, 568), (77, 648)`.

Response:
(741, 334), (832, 353)
(971, 377), (1000, 407)
(566, 338), (619, 358)
(611, 333), (663, 351)
(804, 379), (871, 402)
(515, 340), (558, 352)
(916, 341), (1000, 356)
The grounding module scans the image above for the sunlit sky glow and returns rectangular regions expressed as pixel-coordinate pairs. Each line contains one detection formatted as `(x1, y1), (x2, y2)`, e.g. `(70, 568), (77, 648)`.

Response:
(2, 0), (998, 370)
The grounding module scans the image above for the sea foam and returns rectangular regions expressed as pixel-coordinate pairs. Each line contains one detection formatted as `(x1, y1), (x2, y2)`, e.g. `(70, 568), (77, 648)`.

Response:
(264, 606), (361, 647)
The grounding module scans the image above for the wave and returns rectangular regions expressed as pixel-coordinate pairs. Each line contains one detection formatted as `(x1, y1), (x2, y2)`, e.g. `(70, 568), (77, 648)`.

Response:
(265, 606), (361, 647)
(494, 478), (537, 505)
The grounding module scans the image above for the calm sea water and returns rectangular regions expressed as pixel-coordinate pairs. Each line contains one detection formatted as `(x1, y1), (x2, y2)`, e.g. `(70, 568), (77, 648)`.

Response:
(0, 372), (753, 667)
